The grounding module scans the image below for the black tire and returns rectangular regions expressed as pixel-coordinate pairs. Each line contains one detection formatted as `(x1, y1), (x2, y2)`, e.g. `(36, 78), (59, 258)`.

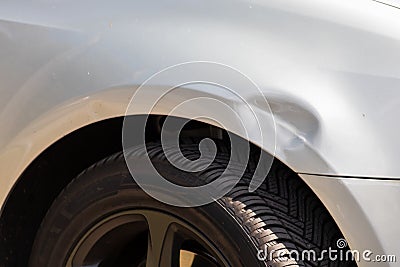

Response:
(29, 141), (355, 267)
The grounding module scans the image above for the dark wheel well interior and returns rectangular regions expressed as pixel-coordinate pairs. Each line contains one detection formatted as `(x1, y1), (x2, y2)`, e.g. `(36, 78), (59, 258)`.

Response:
(0, 115), (324, 267)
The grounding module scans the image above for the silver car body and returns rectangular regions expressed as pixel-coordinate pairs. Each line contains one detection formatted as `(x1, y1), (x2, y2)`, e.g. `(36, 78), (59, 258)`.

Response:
(1, 1), (400, 266)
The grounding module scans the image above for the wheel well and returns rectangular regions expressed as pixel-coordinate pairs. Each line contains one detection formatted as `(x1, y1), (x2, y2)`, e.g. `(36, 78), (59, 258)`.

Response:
(0, 115), (325, 266)
(0, 117), (124, 267)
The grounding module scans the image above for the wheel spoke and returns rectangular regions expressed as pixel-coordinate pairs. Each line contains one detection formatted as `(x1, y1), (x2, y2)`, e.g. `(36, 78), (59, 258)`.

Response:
(143, 211), (183, 267)
(65, 210), (227, 267)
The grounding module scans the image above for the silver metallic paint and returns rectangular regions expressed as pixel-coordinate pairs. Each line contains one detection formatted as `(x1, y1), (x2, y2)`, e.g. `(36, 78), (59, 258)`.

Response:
(1, 1), (400, 265)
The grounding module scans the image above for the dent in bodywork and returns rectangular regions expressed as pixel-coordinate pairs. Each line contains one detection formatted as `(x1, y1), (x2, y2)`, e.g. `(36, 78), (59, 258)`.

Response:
(263, 92), (334, 174)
